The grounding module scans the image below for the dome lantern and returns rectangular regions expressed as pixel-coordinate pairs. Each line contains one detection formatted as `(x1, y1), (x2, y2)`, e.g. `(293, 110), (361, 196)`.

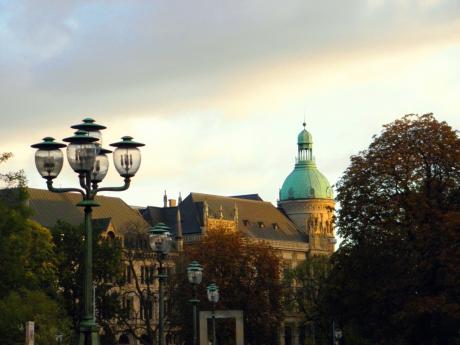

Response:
(297, 122), (313, 162)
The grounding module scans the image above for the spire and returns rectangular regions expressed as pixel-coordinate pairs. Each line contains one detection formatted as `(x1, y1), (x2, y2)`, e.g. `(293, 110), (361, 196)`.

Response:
(178, 192), (183, 204)
(204, 200), (209, 218)
(219, 204), (223, 219)
(233, 202), (239, 224)
(163, 190), (168, 208)
(176, 208), (183, 239)
(176, 207), (183, 252)
(203, 199), (209, 231)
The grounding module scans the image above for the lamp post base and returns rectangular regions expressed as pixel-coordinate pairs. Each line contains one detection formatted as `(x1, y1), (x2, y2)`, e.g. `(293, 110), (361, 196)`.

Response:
(78, 321), (100, 345)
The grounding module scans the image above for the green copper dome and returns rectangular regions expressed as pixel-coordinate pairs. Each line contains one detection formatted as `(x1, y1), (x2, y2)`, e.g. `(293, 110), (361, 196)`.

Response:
(280, 124), (333, 201)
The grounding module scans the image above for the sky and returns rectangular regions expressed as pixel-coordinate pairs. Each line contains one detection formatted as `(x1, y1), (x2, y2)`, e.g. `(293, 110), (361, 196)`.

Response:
(1, 0), (459, 207)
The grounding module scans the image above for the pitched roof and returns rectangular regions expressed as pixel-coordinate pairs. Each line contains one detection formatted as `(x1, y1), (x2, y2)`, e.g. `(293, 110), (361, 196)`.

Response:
(26, 188), (148, 233)
(142, 192), (306, 243)
(230, 194), (263, 201)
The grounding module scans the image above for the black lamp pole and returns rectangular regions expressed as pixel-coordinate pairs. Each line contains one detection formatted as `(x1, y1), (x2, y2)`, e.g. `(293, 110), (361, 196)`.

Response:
(207, 283), (219, 345)
(148, 223), (173, 345)
(187, 261), (203, 345)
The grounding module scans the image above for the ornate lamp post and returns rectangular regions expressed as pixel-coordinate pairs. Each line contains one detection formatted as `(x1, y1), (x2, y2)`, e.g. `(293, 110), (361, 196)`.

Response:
(148, 223), (173, 345)
(187, 261), (203, 345)
(207, 283), (219, 345)
(31, 118), (145, 345)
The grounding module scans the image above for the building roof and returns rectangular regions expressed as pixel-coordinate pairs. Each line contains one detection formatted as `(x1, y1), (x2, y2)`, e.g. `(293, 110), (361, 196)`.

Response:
(141, 192), (306, 243)
(26, 188), (148, 233)
(280, 161), (333, 200)
(230, 194), (263, 201)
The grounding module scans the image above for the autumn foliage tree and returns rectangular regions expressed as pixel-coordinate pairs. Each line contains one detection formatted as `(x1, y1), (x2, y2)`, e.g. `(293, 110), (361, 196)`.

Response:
(168, 228), (284, 345)
(322, 114), (460, 345)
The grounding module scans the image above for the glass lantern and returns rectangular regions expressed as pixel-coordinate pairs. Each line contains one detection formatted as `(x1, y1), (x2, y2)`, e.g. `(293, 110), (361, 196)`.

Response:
(187, 261), (203, 285)
(91, 148), (111, 183)
(71, 118), (106, 152)
(31, 137), (66, 179)
(110, 136), (144, 178)
(207, 283), (219, 303)
(63, 130), (98, 173)
(148, 223), (173, 255)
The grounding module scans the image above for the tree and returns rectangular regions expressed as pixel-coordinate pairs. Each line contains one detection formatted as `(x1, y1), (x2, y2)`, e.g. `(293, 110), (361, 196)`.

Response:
(323, 114), (460, 345)
(51, 220), (125, 345)
(169, 228), (284, 345)
(284, 255), (331, 345)
(0, 152), (71, 345)
(113, 223), (160, 345)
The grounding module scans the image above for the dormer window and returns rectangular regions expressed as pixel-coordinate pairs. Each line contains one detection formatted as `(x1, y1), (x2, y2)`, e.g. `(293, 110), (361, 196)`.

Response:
(272, 223), (279, 230)
(243, 219), (250, 226)
(258, 222), (265, 228)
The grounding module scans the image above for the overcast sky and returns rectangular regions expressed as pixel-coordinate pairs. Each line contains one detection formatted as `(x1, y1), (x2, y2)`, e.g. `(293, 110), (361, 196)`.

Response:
(1, 0), (459, 207)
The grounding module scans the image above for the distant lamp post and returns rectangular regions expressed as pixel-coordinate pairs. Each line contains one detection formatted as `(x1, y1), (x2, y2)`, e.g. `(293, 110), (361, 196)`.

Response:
(333, 321), (342, 345)
(187, 261), (203, 345)
(56, 331), (64, 345)
(148, 223), (173, 345)
(207, 283), (219, 345)
(31, 118), (145, 345)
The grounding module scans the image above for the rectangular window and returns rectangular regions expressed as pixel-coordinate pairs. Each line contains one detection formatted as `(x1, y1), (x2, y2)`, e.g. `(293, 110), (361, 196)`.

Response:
(127, 266), (132, 284)
(147, 296), (153, 319)
(124, 296), (134, 319)
(141, 266), (145, 284)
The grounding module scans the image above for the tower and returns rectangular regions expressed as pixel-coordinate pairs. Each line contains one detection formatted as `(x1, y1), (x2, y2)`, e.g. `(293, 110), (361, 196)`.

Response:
(278, 123), (335, 255)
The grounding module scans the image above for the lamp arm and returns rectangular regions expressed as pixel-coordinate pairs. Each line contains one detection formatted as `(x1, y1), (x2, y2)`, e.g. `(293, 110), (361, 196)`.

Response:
(79, 174), (86, 189)
(46, 179), (85, 198)
(93, 177), (131, 196)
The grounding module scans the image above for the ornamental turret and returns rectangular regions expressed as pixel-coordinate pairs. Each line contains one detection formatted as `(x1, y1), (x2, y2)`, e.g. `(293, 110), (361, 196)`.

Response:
(278, 123), (335, 255)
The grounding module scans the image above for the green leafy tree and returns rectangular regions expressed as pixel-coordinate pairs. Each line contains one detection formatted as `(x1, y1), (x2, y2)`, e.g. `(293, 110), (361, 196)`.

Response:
(284, 255), (331, 345)
(323, 114), (460, 345)
(51, 220), (125, 345)
(0, 153), (71, 345)
(0, 289), (72, 345)
(169, 228), (284, 345)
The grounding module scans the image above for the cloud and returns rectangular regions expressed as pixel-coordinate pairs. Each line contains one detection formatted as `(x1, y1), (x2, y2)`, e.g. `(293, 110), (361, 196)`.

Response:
(2, 0), (460, 206)
(1, 0), (459, 132)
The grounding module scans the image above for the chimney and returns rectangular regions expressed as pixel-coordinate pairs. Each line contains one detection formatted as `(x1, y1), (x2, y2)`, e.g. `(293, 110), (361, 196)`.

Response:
(168, 199), (177, 207)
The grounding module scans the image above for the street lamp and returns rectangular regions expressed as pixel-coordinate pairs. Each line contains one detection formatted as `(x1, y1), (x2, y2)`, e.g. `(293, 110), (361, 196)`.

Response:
(148, 222), (173, 345)
(31, 118), (145, 345)
(207, 283), (219, 345)
(56, 331), (63, 345)
(187, 261), (203, 345)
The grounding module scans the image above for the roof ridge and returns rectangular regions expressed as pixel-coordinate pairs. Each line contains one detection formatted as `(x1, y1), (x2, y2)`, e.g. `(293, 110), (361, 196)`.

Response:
(190, 192), (270, 204)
